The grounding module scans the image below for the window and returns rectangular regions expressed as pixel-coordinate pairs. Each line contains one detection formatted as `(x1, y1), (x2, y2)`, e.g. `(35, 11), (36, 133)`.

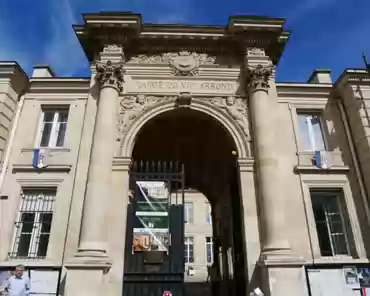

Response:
(298, 113), (326, 151)
(39, 108), (69, 148)
(184, 203), (193, 223)
(206, 237), (213, 264)
(9, 189), (56, 259)
(184, 236), (194, 263)
(206, 202), (212, 225)
(311, 189), (351, 257)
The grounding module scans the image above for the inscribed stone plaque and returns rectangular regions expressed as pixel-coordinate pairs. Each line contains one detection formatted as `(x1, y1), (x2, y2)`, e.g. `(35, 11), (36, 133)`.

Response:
(125, 79), (239, 94)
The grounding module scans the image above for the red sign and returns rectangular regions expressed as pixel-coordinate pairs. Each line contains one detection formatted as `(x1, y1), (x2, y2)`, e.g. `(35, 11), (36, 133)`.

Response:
(163, 291), (172, 296)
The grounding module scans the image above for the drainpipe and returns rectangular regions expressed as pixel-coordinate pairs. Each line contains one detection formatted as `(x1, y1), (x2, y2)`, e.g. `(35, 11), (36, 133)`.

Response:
(0, 94), (25, 194)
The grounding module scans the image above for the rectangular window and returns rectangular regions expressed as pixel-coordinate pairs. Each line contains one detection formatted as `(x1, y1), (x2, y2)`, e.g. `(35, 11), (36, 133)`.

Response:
(206, 237), (213, 264)
(311, 189), (351, 257)
(185, 236), (194, 263)
(9, 189), (56, 259)
(206, 202), (212, 225)
(39, 108), (69, 148)
(297, 113), (326, 151)
(184, 203), (193, 224)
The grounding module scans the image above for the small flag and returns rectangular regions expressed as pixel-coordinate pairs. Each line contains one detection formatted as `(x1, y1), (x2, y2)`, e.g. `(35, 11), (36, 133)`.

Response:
(315, 151), (332, 169)
(33, 149), (49, 169)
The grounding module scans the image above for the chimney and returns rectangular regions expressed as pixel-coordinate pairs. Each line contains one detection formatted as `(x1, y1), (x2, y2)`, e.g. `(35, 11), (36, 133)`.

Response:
(308, 69), (332, 84)
(32, 65), (55, 78)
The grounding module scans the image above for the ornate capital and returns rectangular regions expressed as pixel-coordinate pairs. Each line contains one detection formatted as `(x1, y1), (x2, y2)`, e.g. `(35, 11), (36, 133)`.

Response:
(247, 64), (274, 92)
(95, 60), (125, 92)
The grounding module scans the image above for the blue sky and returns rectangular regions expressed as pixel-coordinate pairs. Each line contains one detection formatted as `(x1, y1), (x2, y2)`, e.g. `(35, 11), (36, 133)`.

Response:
(0, 0), (369, 82)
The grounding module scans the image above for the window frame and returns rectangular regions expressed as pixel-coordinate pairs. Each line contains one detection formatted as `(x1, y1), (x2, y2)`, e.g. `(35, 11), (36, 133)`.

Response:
(184, 236), (194, 263)
(9, 188), (56, 260)
(35, 106), (69, 148)
(297, 111), (328, 152)
(310, 189), (351, 256)
(184, 202), (194, 224)
(206, 236), (213, 264)
(301, 177), (366, 261)
(205, 202), (212, 225)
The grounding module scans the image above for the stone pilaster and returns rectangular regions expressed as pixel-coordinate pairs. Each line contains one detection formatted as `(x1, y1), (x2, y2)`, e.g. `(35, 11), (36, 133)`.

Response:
(245, 47), (291, 258)
(64, 45), (125, 296)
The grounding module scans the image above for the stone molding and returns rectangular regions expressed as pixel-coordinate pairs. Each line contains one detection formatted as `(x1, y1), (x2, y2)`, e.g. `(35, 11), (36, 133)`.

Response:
(247, 64), (274, 92)
(117, 96), (250, 158)
(127, 51), (216, 76)
(116, 95), (251, 144)
(112, 156), (132, 171)
(95, 60), (125, 92)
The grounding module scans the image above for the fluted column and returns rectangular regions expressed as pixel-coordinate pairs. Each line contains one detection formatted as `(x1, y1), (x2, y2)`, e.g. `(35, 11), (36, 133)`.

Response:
(76, 46), (125, 258)
(246, 48), (291, 258)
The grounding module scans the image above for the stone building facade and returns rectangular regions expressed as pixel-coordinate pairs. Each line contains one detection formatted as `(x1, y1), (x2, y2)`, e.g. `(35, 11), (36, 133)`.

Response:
(0, 11), (370, 296)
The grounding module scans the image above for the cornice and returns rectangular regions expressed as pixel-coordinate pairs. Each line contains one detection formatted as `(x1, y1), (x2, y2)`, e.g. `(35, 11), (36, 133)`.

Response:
(28, 78), (91, 95)
(0, 61), (29, 94)
(277, 83), (333, 100)
(73, 12), (290, 65)
(335, 69), (370, 89)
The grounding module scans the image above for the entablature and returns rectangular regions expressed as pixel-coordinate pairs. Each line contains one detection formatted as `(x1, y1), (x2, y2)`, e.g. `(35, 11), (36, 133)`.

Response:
(277, 83), (333, 103)
(74, 12), (290, 66)
(26, 78), (91, 99)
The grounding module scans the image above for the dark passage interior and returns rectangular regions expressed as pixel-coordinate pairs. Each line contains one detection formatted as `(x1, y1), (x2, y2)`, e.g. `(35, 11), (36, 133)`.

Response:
(125, 108), (247, 296)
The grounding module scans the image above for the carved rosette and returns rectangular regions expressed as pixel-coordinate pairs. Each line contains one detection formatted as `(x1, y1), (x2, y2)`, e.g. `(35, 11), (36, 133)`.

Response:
(246, 64), (274, 92)
(95, 60), (125, 92)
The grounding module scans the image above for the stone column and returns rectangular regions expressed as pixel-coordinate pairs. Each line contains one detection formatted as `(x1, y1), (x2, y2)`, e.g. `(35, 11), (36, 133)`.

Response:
(64, 46), (125, 296)
(75, 46), (125, 258)
(245, 48), (291, 258)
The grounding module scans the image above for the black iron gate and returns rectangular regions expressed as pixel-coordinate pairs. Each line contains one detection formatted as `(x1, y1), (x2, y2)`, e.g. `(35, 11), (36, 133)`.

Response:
(123, 160), (185, 296)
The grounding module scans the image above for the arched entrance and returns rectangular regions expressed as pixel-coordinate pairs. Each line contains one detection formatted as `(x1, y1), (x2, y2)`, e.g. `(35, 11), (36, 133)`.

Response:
(122, 106), (248, 296)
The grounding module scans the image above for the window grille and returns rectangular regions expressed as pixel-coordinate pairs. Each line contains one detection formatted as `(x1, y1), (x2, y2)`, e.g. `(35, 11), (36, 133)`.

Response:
(9, 189), (56, 259)
(311, 189), (351, 256)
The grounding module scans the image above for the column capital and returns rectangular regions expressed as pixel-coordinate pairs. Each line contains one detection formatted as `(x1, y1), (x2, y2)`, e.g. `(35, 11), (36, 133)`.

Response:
(246, 64), (274, 93)
(95, 60), (125, 92)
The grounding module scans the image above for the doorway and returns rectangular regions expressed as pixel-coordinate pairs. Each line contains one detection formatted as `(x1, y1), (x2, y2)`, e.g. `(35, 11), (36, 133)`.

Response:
(123, 108), (247, 296)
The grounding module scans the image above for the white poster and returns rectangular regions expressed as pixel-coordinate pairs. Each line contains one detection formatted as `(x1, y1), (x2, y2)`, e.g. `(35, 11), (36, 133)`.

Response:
(30, 270), (59, 295)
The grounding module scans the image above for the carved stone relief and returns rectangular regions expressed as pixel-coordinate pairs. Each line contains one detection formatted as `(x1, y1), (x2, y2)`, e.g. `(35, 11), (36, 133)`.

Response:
(246, 47), (266, 57)
(208, 96), (250, 141)
(116, 95), (176, 141)
(128, 51), (216, 76)
(116, 95), (251, 149)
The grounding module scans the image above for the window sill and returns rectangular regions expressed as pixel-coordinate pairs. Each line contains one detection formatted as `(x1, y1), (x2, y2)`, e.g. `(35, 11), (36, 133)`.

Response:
(295, 151), (349, 173)
(22, 147), (71, 153)
(0, 259), (62, 268)
(311, 257), (369, 265)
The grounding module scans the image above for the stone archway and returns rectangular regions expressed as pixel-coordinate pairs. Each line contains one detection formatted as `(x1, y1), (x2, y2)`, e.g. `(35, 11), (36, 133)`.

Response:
(117, 95), (251, 159)
(116, 97), (256, 296)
